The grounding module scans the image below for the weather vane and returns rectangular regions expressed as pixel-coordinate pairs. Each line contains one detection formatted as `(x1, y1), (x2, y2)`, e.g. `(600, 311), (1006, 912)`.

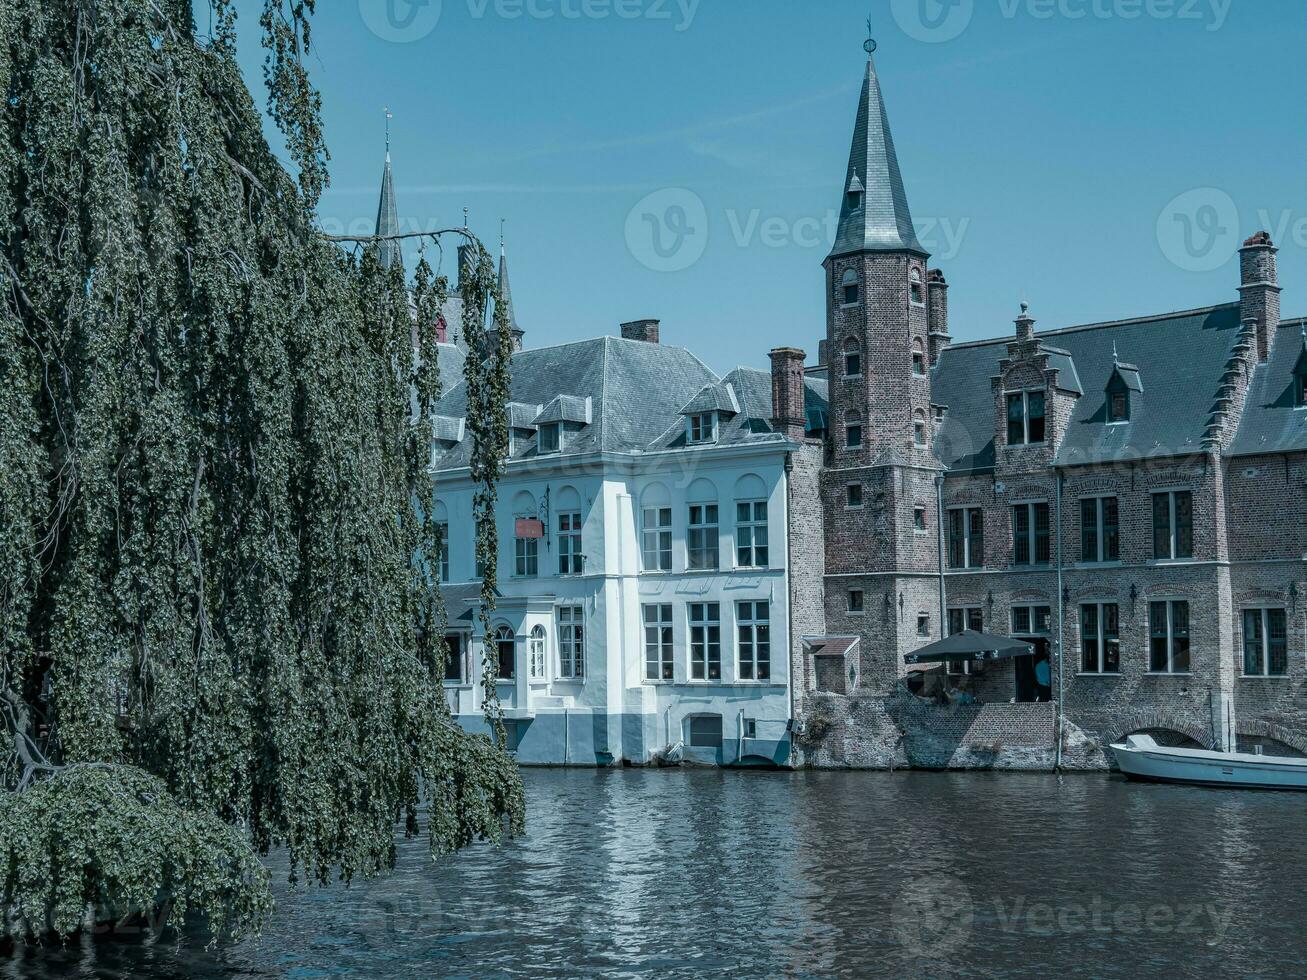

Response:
(864, 14), (877, 55)
(500, 217), (506, 254)
(383, 105), (393, 157)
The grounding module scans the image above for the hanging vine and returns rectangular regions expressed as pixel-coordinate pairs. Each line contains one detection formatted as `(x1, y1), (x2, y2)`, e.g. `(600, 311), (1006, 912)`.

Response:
(0, 0), (524, 941)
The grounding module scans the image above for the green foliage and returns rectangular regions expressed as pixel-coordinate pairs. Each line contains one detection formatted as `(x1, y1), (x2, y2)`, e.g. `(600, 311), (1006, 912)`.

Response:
(0, 0), (524, 940)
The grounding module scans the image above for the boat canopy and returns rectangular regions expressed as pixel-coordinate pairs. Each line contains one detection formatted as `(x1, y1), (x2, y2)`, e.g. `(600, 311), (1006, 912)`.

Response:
(904, 631), (1035, 665)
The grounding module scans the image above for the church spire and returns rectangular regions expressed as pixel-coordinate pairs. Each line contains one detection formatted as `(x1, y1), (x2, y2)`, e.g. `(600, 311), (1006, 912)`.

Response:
(489, 222), (525, 353)
(375, 107), (400, 270)
(828, 31), (925, 261)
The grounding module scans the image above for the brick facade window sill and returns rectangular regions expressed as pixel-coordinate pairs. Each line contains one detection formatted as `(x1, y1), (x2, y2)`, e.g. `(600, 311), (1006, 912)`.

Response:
(1238, 674), (1291, 680)
(1076, 672), (1123, 678)
(1143, 672), (1194, 677)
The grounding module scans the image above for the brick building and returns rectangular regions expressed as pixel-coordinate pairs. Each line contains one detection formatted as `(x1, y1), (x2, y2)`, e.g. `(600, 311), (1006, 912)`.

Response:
(781, 45), (1307, 768)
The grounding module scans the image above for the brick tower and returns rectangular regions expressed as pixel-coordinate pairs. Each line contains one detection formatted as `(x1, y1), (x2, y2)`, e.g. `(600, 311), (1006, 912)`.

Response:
(821, 37), (944, 690)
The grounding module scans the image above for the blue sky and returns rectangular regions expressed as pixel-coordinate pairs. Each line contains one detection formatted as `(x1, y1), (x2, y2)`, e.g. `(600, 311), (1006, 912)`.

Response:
(221, 0), (1307, 373)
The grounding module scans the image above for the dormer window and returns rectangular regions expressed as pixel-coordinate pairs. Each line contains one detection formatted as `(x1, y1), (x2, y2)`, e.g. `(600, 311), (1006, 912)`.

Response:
(1006, 390), (1046, 446)
(909, 269), (925, 306)
(538, 422), (561, 454)
(1108, 390), (1129, 423)
(841, 268), (861, 307)
(1105, 363), (1140, 423)
(688, 412), (717, 445)
(846, 173), (865, 212)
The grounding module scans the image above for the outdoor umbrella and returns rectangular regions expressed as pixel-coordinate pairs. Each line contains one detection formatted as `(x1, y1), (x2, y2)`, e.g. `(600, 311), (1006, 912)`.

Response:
(904, 630), (1035, 665)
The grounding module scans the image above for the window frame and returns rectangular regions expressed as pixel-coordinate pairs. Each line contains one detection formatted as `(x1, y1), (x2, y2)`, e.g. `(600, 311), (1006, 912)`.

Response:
(1080, 495), (1120, 564)
(689, 602), (722, 681)
(846, 483), (864, 510)
(946, 607), (984, 675)
(736, 600), (771, 682)
(1148, 600), (1192, 675)
(443, 632), (464, 683)
(1005, 389), (1047, 446)
(641, 506), (673, 572)
(556, 511), (584, 576)
(845, 422), (863, 449)
(528, 625), (548, 681)
(514, 533), (539, 578)
(1011, 605), (1053, 637)
(947, 507), (985, 569)
(538, 422), (562, 454)
(1241, 607), (1288, 678)
(913, 507), (928, 533)
(1012, 501), (1052, 567)
(557, 606), (585, 679)
(687, 503), (720, 571)
(847, 590), (865, 615)
(735, 500), (769, 569)
(688, 412), (718, 445)
(494, 626), (516, 681)
(1079, 602), (1121, 675)
(643, 604), (674, 681)
(840, 268), (861, 308)
(436, 521), (450, 583)
(1152, 490), (1194, 561)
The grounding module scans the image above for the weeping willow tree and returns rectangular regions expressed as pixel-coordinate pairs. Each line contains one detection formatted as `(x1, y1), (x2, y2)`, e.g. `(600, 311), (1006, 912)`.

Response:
(0, 0), (523, 941)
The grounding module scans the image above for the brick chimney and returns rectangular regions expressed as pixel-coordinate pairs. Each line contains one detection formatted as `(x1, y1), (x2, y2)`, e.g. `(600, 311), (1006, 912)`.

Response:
(927, 268), (951, 366)
(817, 338), (830, 370)
(620, 319), (660, 344)
(770, 347), (808, 443)
(1239, 231), (1280, 363)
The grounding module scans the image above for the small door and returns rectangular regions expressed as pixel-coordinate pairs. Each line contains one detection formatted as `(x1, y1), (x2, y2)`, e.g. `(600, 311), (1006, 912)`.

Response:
(1013, 639), (1052, 703)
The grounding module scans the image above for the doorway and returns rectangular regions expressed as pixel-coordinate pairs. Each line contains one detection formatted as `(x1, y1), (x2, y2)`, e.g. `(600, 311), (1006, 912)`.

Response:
(1013, 638), (1052, 703)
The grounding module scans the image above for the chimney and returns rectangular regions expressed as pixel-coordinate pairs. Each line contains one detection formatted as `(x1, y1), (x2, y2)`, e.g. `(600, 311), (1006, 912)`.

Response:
(1015, 301), (1036, 342)
(620, 319), (660, 344)
(817, 338), (830, 370)
(927, 268), (951, 366)
(1239, 231), (1280, 363)
(769, 347), (808, 443)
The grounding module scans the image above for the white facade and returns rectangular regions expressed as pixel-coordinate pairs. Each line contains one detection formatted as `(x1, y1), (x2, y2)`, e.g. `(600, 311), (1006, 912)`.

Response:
(434, 441), (795, 766)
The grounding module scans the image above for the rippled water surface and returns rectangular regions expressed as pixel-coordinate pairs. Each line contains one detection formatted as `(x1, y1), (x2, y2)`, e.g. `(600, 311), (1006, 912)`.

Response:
(5, 768), (1307, 979)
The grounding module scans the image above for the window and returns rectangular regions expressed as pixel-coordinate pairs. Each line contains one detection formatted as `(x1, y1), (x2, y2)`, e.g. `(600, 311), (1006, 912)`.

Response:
(914, 418), (927, 447)
(1108, 390), (1129, 423)
(557, 606), (585, 679)
(841, 268), (860, 307)
(1243, 608), (1288, 677)
(689, 714), (723, 748)
(910, 269), (925, 306)
(436, 522), (450, 582)
(913, 507), (927, 532)
(846, 422), (863, 449)
(1149, 601), (1191, 674)
(1080, 603), (1120, 674)
(848, 590), (865, 614)
(528, 625), (547, 680)
(687, 504), (720, 570)
(843, 338), (862, 378)
(1080, 497), (1120, 563)
(494, 626), (515, 680)
(538, 423), (561, 454)
(643, 604), (674, 681)
(641, 507), (673, 571)
(736, 501), (769, 568)
(514, 534), (538, 578)
(1012, 606), (1052, 636)
(737, 601), (771, 681)
(1152, 491), (1193, 560)
(1297, 368), (1307, 408)
(1006, 390), (1046, 445)
(443, 633), (463, 682)
(1012, 502), (1051, 566)
(557, 511), (583, 575)
(743, 718), (757, 739)
(917, 613), (930, 638)
(912, 340), (927, 377)
(947, 608), (983, 676)
(689, 603), (721, 681)
(947, 508), (984, 569)
(688, 412), (717, 445)
(847, 484), (864, 509)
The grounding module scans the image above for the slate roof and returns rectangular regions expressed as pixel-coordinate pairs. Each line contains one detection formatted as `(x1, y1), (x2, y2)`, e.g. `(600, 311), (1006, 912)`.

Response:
(1227, 319), (1307, 457)
(374, 153), (399, 270)
(533, 394), (591, 426)
(679, 382), (741, 416)
(828, 54), (925, 259)
(933, 304), (1247, 472)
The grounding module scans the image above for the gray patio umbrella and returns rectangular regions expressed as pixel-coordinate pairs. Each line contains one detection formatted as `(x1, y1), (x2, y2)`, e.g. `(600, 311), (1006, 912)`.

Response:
(904, 630), (1035, 665)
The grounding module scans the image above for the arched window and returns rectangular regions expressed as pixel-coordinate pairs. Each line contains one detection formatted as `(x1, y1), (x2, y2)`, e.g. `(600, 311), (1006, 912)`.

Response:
(494, 626), (516, 680)
(841, 268), (860, 307)
(686, 478), (720, 572)
(913, 410), (928, 448)
(912, 338), (927, 377)
(909, 268), (925, 306)
(641, 482), (673, 572)
(529, 625), (547, 680)
(842, 336), (862, 378)
(734, 474), (769, 569)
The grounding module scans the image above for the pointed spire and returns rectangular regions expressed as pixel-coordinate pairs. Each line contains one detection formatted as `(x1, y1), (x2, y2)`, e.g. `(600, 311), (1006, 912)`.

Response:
(828, 33), (926, 260)
(375, 107), (399, 270)
(489, 223), (524, 352)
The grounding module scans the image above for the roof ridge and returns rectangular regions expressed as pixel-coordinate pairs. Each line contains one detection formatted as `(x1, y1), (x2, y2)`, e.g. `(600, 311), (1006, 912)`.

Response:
(944, 302), (1240, 352)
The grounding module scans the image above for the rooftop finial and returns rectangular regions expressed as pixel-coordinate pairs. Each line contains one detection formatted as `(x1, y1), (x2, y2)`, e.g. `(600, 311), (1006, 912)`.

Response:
(500, 217), (506, 256)
(1113, 340), (1119, 361)
(383, 105), (393, 161)
(463, 206), (469, 230)
(864, 13), (877, 55)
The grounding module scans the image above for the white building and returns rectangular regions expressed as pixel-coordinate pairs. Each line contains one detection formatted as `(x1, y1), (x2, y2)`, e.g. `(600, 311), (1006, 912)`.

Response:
(429, 309), (826, 766)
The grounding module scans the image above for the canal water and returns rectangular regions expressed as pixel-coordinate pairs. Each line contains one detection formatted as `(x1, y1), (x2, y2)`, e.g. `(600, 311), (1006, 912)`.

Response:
(4, 768), (1306, 979)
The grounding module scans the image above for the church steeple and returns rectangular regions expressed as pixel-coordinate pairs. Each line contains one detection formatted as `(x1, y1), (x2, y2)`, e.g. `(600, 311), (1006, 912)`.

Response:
(375, 107), (400, 270)
(828, 37), (925, 261)
(488, 224), (525, 353)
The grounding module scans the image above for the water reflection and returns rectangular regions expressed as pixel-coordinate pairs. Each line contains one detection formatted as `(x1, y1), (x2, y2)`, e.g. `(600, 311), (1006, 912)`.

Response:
(4, 768), (1305, 979)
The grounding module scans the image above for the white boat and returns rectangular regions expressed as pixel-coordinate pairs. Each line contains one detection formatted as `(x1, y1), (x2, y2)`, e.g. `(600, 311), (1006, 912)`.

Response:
(1110, 734), (1307, 790)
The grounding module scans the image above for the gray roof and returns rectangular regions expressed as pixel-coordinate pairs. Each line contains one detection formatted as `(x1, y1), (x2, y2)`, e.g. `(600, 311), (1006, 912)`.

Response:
(679, 382), (741, 416)
(507, 402), (543, 429)
(533, 394), (591, 425)
(374, 154), (399, 270)
(1228, 320), (1307, 457)
(434, 342), (466, 397)
(828, 55), (925, 260)
(1043, 349), (1083, 396)
(1110, 362), (1144, 393)
(933, 304), (1246, 472)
